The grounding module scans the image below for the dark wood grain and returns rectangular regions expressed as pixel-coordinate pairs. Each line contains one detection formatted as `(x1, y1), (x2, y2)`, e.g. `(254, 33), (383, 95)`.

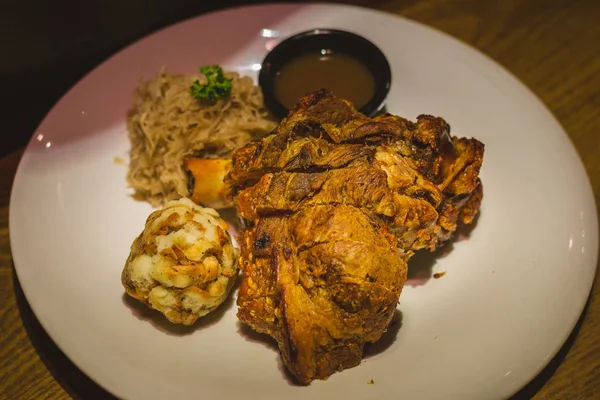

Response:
(1, 1), (598, 399)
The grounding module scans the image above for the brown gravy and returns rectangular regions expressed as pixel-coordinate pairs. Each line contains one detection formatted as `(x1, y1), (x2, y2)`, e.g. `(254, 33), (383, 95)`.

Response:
(273, 51), (376, 110)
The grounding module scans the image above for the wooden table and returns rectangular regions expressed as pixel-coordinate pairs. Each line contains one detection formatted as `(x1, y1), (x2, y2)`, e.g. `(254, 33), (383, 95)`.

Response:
(1, 1), (598, 398)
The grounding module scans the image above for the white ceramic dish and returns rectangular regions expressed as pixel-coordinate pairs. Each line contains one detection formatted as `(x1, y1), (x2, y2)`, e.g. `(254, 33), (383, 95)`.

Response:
(9, 3), (598, 400)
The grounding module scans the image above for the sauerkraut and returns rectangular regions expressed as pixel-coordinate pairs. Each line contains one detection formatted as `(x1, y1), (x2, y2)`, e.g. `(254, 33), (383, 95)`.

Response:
(126, 68), (276, 207)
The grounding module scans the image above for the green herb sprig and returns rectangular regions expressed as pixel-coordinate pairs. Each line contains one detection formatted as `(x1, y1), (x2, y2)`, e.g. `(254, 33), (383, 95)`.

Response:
(190, 65), (233, 101)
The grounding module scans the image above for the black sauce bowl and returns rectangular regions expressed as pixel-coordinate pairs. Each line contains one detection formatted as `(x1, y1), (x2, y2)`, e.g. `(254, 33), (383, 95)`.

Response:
(258, 28), (392, 119)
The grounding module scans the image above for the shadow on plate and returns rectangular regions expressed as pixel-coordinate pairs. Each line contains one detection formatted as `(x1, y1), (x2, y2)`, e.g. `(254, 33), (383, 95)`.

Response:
(372, 104), (388, 117)
(406, 211), (481, 287)
(216, 206), (242, 236)
(13, 269), (117, 400)
(121, 275), (240, 336)
(237, 322), (300, 386)
(363, 309), (403, 358)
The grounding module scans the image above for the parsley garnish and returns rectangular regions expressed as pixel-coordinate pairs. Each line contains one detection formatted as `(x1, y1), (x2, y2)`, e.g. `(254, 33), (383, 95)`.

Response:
(190, 65), (233, 101)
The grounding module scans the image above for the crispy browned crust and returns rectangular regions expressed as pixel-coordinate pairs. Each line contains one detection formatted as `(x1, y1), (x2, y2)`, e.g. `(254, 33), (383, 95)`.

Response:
(226, 89), (484, 384)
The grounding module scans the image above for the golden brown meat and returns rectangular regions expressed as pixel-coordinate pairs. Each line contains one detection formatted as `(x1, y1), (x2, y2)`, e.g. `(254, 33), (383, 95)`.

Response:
(225, 90), (484, 384)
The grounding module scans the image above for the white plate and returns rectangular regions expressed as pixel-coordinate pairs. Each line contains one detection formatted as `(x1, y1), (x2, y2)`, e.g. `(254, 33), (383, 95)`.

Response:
(9, 3), (598, 400)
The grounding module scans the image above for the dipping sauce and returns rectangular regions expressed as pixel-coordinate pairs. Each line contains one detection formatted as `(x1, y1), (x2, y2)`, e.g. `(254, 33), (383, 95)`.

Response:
(259, 28), (392, 118)
(273, 52), (376, 110)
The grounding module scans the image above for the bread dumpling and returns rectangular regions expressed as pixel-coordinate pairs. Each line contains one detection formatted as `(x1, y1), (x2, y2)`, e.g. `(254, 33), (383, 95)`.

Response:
(122, 197), (239, 325)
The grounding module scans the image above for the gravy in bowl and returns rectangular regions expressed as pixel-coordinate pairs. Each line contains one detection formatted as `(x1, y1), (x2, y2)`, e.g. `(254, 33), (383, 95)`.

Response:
(273, 51), (376, 110)
(258, 29), (392, 118)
